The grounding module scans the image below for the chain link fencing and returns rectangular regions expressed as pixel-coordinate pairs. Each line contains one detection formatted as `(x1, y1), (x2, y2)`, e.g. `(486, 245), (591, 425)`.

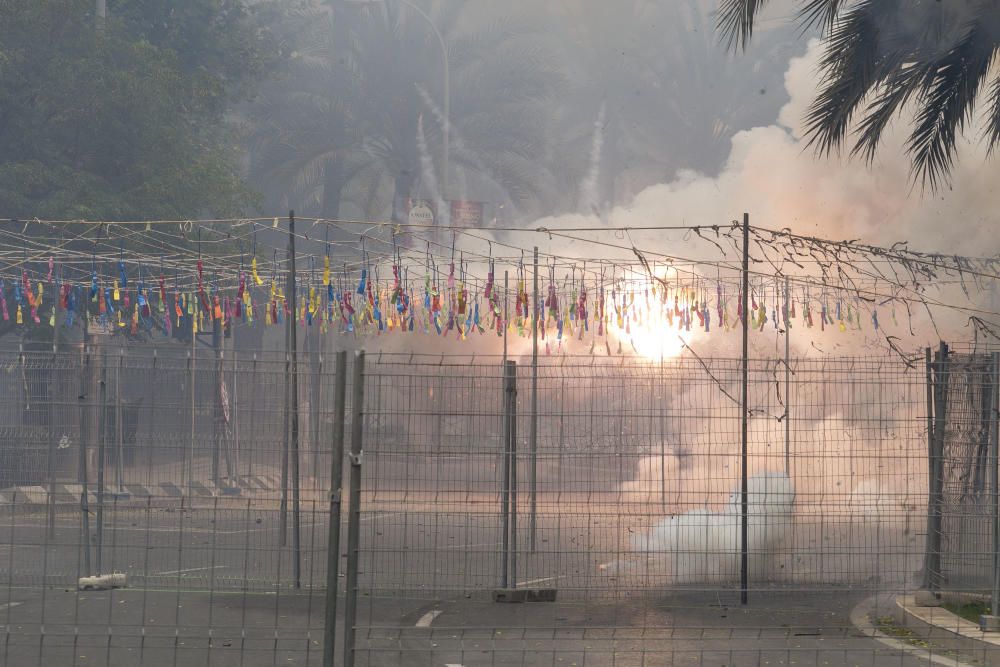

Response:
(0, 344), (998, 666)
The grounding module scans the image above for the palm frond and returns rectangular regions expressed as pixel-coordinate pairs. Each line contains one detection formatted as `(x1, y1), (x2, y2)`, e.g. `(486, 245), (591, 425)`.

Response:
(907, 22), (996, 190)
(716, 0), (770, 51)
(850, 62), (933, 164)
(803, 0), (891, 157)
(797, 0), (845, 33)
(985, 74), (1000, 158)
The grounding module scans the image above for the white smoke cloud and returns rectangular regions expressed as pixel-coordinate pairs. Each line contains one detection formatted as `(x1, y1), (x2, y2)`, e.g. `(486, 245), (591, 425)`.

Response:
(529, 39), (1000, 255)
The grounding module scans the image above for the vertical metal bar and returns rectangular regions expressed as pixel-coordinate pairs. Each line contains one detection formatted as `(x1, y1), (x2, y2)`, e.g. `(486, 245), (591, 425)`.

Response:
(280, 214), (293, 547)
(500, 360), (514, 588)
(784, 275), (791, 477)
(188, 327), (195, 495)
(96, 352), (107, 574)
(530, 247), (538, 552)
(312, 330), (323, 477)
(510, 361), (519, 587)
(991, 352), (999, 617)
(116, 350), (124, 492)
(323, 350), (348, 667)
(46, 290), (61, 538)
(79, 315), (92, 577)
(212, 304), (222, 487)
(926, 342), (949, 591)
(923, 347), (935, 590)
(660, 355), (666, 510)
(740, 212), (750, 606)
(343, 351), (365, 667)
(288, 211), (302, 588)
(500, 275), (510, 589)
(503, 271), (508, 363)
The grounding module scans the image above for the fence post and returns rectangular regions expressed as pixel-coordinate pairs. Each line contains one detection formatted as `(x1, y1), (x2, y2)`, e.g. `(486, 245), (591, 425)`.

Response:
(46, 296), (61, 538)
(740, 212), (750, 606)
(991, 352), (999, 617)
(96, 351), (108, 575)
(78, 320), (92, 577)
(510, 361), (518, 588)
(288, 211), (302, 589)
(116, 349), (124, 493)
(343, 351), (365, 667)
(924, 342), (948, 592)
(500, 360), (515, 588)
(529, 247), (538, 552)
(212, 304), (222, 487)
(323, 350), (348, 667)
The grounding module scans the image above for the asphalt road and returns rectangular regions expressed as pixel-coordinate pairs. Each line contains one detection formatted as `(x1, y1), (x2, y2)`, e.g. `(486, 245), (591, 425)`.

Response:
(0, 498), (939, 667)
(0, 585), (935, 666)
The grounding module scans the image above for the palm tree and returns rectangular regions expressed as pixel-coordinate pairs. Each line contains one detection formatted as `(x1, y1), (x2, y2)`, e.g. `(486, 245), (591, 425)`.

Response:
(248, 0), (564, 222)
(247, 2), (359, 218)
(545, 0), (799, 211)
(718, 0), (1000, 190)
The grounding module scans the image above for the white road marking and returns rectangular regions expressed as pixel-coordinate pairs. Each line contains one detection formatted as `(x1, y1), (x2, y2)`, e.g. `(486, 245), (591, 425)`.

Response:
(155, 565), (226, 576)
(444, 664), (464, 666)
(515, 576), (561, 587)
(0, 602), (22, 610)
(415, 610), (443, 628)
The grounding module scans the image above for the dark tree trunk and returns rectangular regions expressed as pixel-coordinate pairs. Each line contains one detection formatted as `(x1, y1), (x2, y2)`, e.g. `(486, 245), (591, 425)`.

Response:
(391, 167), (416, 223)
(321, 161), (344, 220)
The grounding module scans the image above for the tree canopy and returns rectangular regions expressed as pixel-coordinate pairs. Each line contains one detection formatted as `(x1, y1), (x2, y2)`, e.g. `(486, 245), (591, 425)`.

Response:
(719, 0), (1000, 189)
(0, 0), (278, 220)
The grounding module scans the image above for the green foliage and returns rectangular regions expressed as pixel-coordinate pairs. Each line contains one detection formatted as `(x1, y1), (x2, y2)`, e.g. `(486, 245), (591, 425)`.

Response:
(247, 1), (565, 221)
(718, 0), (1000, 190)
(943, 599), (991, 624)
(0, 0), (277, 220)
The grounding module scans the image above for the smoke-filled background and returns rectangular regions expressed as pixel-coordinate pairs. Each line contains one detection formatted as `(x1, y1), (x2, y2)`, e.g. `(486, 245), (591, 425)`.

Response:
(4, 0), (999, 597)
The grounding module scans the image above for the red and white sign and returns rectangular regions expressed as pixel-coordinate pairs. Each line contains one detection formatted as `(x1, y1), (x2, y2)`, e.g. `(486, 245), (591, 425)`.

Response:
(449, 200), (484, 228)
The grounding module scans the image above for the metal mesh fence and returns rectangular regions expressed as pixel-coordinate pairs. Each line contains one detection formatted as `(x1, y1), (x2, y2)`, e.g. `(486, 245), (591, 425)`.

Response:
(347, 353), (946, 666)
(0, 344), (998, 666)
(0, 341), (347, 665)
(931, 349), (1000, 593)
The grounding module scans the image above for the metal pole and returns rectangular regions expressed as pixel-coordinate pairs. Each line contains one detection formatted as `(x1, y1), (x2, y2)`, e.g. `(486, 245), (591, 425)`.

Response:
(312, 327), (323, 477)
(212, 306), (222, 487)
(116, 350), (124, 492)
(530, 247), (538, 551)
(95, 0), (106, 30)
(740, 212), (750, 606)
(96, 353), (107, 574)
(510, 361), (519, 588)
(500, 360), (513, 588)
(343, 351), (365, 667)
(322, 350), (348, 667)
(660, 355), (666, 510)
(280, 292), (290, 546)
(502, 271), (508, 363)
(990, 352), (999, 617)
(923, 347), (935, 590)
(46, 292), (61, 538)
(784, 275), (791, 477)
(79, 312), (92, 577)
(500, 272), (510, 588)
(188, 317), (195, 495)
(288, 211), (302, 588)
(925, 342), (949, 591)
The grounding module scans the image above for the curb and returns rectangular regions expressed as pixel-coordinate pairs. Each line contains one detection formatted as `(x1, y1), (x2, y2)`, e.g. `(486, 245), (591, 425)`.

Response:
(0, 475), (284, 504)
(850, 594), (974, 667)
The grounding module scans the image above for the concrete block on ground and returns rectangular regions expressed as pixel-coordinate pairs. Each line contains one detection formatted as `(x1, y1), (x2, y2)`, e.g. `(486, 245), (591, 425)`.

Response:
(913, 590), (942, 607)
(492, 589), (526, 603)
